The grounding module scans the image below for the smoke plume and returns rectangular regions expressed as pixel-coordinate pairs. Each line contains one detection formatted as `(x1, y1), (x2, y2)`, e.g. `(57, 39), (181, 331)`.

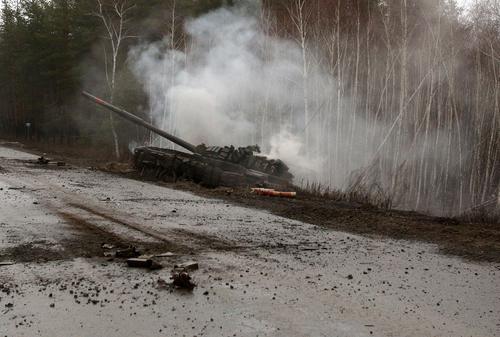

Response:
(128, 4), (329, 180)
(128, 1), (481, 216)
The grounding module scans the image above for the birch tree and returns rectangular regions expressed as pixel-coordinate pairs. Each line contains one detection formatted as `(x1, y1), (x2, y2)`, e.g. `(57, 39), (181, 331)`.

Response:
(94, 0), (135, 160)
(286, 0), (311, 152)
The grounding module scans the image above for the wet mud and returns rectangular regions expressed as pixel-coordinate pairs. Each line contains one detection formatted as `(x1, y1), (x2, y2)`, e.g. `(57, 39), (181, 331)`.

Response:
(1, 144), (499, 337)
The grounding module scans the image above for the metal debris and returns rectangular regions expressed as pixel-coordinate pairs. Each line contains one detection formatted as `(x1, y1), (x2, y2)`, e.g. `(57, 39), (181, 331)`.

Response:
(251, 188), (296, 198)
(174, 261), (199, 271)
(170, 270), (196, 290)
(116, 246), (140, 258)
(126, 258), (152, 268)
(37, 155), (49, 165)
(155, 252), (176, 258)
(36, 155), (66, 167)
(126, 258), (163, 270)
(101, 243), (115, 250)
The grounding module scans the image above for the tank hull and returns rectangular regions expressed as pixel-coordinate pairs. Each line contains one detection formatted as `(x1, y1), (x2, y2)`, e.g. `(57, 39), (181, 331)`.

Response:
(133, 146), (292, 188)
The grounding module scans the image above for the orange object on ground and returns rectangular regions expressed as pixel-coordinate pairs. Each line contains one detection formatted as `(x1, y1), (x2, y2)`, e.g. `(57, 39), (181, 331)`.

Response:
(251, 188), (297, 198)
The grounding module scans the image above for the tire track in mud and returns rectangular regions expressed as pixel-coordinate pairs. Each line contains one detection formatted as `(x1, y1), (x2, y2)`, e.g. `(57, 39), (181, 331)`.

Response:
(67, 202), (237, 252)
(0, 167), (229, 261)
(1, 168), (283, 264)
(1, 156), (330, 261)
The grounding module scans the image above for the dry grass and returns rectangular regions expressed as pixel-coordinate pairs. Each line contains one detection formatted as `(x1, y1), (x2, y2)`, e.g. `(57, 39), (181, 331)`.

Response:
(297, 180), (392, 210)
(457, 198), (500, 224)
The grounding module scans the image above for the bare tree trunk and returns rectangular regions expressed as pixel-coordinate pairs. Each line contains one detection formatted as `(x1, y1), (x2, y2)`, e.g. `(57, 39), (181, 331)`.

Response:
(286, 0), (310, 153)
(94, 0), (135, 160)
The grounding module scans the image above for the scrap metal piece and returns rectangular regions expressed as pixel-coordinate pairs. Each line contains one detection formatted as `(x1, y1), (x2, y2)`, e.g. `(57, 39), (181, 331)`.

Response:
(174, 261), (199, 271)
(127, 258), (152, 268)
(116, 246), (140, 258)
(126, 258), (163, 270)
(251, 188), (297, 198)
(37, 155), (49, 165)
(170, 270), (196, 290)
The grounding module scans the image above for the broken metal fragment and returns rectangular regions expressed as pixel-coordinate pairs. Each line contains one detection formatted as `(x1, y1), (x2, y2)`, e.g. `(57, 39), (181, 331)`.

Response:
(155, 252), (176, 258)
(116, 246), (140, 258)
(171, 270), (196, 290)
(251, 188), (296, 198)
(127, 258), (152, 268)
(103, 251), (115, 257)
(37, 155), (49, 165)
(126, 258), (163, 270)
(174, 261), (199, 271)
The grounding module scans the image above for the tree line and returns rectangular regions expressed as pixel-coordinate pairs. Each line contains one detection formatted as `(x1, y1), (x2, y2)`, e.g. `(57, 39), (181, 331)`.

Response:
(0, 0), (498, 215)
(262, 0), (499, 215)
(0, 0), (226, 149)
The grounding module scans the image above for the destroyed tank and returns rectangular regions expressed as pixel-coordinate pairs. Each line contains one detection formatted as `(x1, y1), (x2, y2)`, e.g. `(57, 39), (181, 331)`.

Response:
(82, 91), (293, 188)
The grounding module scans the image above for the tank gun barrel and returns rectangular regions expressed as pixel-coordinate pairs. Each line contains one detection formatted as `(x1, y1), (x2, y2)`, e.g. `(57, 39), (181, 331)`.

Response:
(82, 91), (199, 154)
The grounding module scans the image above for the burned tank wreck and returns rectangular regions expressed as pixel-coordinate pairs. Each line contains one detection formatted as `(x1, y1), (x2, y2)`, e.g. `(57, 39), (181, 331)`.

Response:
(82, 91), (293, 188)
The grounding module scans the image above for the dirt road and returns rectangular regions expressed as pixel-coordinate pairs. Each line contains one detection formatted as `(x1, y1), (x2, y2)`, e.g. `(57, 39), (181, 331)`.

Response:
(0, 145), (499, 337)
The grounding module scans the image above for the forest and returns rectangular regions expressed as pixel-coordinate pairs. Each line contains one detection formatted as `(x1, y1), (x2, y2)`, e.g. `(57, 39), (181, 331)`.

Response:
(0, 0), (498, 216)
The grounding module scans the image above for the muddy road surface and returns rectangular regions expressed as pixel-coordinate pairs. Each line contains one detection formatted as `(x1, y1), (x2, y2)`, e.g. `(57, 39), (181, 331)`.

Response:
(0, 145), (499, 337)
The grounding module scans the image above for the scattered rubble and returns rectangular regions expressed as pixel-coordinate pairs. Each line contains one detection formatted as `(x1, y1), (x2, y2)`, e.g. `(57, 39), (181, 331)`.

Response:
(155, 252), (176, 258)
(170, 270), (196, 290)
(37, 155), (49, 165)
(101, 243), (115, 250)
(174, 261), (199, 271)
(127, 258), (153, 268)
(103, 251), (115, 257)
(115, 246), (140, 258)
(0, 261), (15, 266)
(2, 145), (498, 337)
(126, 258), (163, 270)
(36, 154), (65, 167)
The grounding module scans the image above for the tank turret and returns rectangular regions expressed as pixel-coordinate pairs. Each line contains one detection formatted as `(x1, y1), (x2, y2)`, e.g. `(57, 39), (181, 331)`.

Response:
(82, 91), (293, 188)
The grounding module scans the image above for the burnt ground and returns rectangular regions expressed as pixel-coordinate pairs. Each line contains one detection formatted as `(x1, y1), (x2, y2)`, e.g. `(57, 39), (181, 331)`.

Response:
(4, 140), (499, 264)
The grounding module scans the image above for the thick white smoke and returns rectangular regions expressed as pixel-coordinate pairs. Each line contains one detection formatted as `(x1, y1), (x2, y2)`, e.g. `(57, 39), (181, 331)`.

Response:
(128, 3), (453, 195)
(129, 5), (324, 180)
